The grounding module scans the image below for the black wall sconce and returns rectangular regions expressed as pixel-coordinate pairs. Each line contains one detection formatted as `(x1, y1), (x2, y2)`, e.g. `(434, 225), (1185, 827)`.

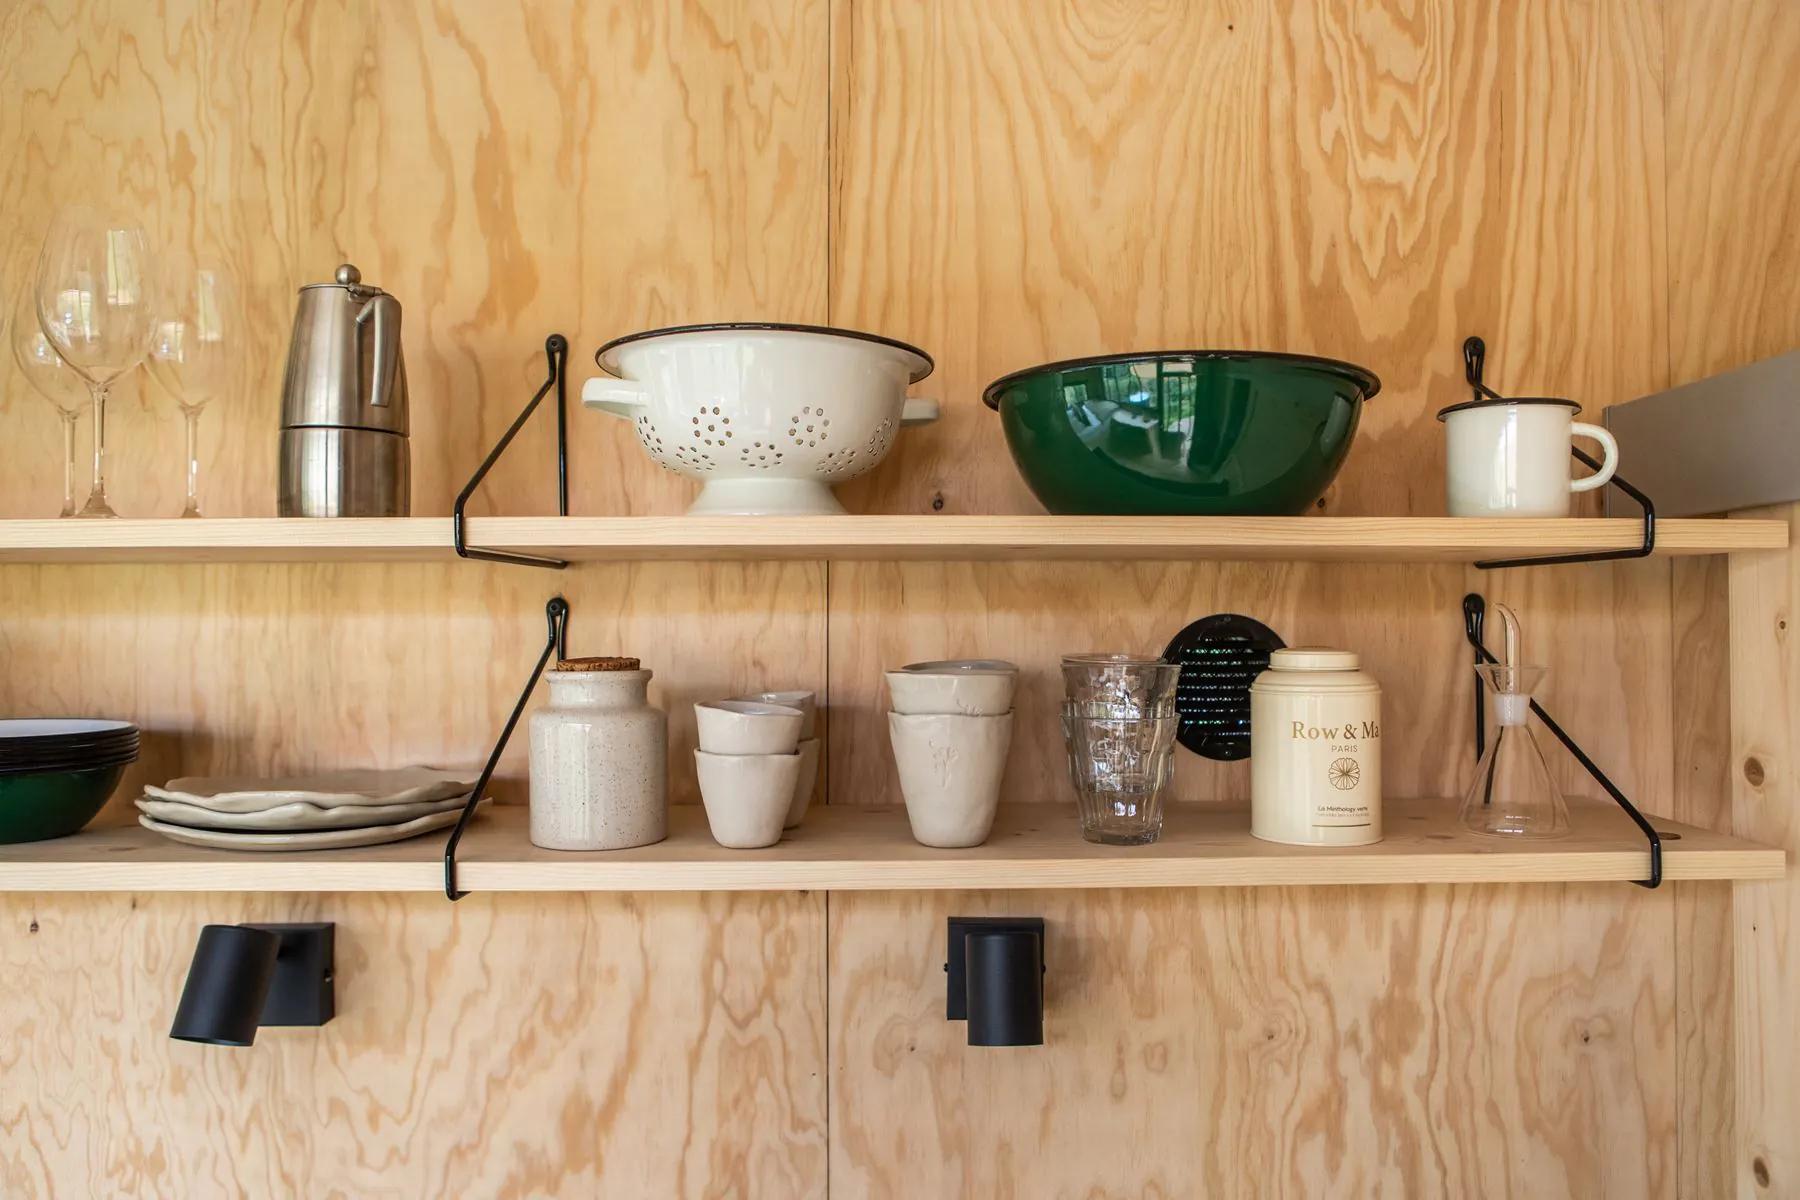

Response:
(946, 916), (1045, 1047)
(170, 923), (335, 1047)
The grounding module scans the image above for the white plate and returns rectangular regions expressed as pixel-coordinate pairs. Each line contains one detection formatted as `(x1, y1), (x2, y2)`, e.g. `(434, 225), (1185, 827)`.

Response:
(136, 793), (470, 832)
(143, 767), (477, 814)
(137, 802), (486, 852)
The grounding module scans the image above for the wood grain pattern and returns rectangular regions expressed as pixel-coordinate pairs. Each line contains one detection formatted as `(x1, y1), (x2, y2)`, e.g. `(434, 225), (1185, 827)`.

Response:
(1727, 509), (1800, 1200)
(822, 2), (1702, 1197)
(0, 514), (1780, 564)
(0, 0), (1791, 1194)
(828, 558), (1469, 808)
(0, 559), (824, 810)
(0, 890), (826, 1199)
(830, 884), (1677, 1199)
(828, 0), (1667, 521)
(1665, 0), (1800, 1192)
(1669, 555), (1736, 1200)
(0, 0), (829, 519)
(2, 800), (1776, 893)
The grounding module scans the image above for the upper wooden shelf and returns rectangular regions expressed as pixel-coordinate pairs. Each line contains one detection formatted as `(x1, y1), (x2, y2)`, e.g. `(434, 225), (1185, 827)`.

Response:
(0, 800), (1780, 893)
(0, 515), (1784, 565)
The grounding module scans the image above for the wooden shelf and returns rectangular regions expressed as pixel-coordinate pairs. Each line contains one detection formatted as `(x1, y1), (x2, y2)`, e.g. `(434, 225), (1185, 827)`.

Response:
(0, 514), (1783, 565)
(0, 800), (1779, 893)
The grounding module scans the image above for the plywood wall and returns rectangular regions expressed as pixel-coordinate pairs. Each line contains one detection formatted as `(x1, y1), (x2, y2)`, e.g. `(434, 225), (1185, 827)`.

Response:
(1, 0), (1795, 1196)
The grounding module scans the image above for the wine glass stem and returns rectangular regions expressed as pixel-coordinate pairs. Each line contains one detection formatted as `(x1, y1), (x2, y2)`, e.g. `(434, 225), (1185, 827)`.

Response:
(182, 406), (203, 518)
(76, 383), (118, 518)
(59, 411), (78, 518)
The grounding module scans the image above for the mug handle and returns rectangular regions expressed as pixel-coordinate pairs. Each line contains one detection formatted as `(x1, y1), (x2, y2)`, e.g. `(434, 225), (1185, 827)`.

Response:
(1569, 422), (1620, 493)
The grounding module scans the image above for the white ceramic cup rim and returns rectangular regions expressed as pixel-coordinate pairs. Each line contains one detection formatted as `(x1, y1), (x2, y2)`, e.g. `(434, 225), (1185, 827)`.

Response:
(898, 659), (1018, 675)
(696, 700), (805, 719)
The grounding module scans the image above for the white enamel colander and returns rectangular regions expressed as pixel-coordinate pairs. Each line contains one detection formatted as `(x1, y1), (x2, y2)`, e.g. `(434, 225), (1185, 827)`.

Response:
(583, 323), (938, 514)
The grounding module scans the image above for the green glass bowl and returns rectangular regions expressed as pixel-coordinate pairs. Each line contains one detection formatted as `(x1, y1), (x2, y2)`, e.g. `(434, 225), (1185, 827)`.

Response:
(0, 764), (126, 844)
(983, 351), (1380, 515)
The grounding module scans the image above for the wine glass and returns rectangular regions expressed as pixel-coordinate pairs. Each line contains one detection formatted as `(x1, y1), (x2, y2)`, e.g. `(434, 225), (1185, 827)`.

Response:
(147, 260), (236, 518)
(10, 284), (87, 516)
(34, 207), (157, 518)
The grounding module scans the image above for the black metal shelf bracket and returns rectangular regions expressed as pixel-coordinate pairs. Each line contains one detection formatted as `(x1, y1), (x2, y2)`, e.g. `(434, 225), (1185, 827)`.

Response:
(1462, 336), (1657, 571)
(452, 333), (570, 570)
(444, 596), (569, 900)
(1461, 594), (1663, 888)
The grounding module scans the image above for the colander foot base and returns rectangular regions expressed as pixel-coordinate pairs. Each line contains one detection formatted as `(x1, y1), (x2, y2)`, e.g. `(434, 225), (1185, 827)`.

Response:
(685, 477), (846, 516)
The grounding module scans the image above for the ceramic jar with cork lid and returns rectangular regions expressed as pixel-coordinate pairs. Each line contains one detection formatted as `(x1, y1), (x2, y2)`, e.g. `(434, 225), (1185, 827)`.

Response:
(529, 656), (668, 850)
(1249, 647), (1382, 846)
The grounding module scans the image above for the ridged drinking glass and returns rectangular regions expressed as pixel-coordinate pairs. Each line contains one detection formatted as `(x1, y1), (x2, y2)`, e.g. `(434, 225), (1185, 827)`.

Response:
(1061, 709), (1178, 845)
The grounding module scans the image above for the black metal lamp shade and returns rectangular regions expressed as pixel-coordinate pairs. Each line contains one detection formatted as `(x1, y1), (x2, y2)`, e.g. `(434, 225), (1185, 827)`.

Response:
(946, 917), (1046, 1047)
(170, 923), (335, 1046)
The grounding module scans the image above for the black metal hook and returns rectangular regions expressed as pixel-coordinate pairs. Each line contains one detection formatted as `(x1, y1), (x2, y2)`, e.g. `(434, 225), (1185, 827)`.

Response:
(1461, 335), (1657, 570)
(443, 596), (570, 900)
(1460, 593), (1662, 888)
(1462, 335), (1501, 401)
(1463, 594), (1487, 757)
(453, 333), (570, 570)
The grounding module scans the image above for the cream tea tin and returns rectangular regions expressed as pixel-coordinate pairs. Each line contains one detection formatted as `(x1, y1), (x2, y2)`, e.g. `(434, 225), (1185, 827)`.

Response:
(1249, 647), (1382, 846)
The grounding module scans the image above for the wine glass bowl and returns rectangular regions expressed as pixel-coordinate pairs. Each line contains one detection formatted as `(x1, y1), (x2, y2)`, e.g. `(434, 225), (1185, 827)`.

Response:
(33, 207), (157, 518)
(147, 262), (237, 518)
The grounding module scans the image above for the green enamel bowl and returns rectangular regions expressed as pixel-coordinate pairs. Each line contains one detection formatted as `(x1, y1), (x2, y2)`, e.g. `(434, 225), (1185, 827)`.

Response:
(0, 764), (126, 844)
(982, 351), (1380, 515)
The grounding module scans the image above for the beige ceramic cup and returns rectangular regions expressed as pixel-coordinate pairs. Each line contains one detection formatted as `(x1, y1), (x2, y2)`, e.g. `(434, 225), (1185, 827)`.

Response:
(886, 660), (1018, 716)
(694, 749), (801, 848)
(886, 711), (1013, 847)
(733, 690), (818, 740)
(783, 738), (821, 829)
(694, 700), (804, 756)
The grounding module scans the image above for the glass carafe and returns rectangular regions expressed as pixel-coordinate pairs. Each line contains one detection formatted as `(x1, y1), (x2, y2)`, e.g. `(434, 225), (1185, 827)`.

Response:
(1459, 665), (1569, 838)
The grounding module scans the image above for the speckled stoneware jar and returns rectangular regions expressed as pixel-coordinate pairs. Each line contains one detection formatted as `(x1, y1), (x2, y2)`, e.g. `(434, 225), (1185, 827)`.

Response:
(529, 657), (667, 851)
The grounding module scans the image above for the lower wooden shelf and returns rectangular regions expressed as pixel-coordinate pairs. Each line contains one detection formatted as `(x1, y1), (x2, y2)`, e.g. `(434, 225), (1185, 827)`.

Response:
(0, 799), (1780, 893)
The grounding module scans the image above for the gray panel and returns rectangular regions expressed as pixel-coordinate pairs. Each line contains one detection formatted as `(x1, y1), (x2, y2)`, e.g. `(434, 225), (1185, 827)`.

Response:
(1603, 351), (1800, 516)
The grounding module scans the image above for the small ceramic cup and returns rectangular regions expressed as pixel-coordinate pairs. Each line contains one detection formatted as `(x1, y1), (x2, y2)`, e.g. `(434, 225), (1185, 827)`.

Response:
(887, 660), (1018, 716)
(694, 749), (801, 848)
(886, 710), (1014, 848)
(732, 690), (818, 740)
(784, 737), (821, 829)
(1438, 397), (1620, 516)
(694, 700), (804, 756)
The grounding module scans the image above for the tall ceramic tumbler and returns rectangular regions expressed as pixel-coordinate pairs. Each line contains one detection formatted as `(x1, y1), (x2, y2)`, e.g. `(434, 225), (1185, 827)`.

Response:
(529, 657), (668, 850)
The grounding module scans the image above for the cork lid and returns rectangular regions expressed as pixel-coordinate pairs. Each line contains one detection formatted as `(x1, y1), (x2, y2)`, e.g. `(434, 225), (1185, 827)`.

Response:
(553, 656), (641, 672)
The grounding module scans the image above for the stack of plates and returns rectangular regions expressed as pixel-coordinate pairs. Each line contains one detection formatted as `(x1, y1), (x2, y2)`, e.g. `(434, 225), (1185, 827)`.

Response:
(135, 767), (484, 851)
(1, 719), (139, 776)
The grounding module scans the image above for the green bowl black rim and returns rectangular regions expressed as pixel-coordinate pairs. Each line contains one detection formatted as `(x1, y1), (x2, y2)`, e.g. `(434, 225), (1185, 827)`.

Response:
(0, 756), (138, 779)
(981, 350), (1382, 411)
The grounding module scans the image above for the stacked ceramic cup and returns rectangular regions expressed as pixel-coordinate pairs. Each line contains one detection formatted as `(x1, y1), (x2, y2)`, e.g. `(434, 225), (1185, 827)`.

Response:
(693, 697), (813, 848)
(885, 660), (1017, 848)
(1061, 654), (1180, 845)
(731, 690), (820, 828)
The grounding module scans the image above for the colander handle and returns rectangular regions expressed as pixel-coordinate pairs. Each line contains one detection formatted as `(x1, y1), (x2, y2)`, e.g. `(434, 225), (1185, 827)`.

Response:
(900, 397), (940, 427)
(581, 377), (650, 419)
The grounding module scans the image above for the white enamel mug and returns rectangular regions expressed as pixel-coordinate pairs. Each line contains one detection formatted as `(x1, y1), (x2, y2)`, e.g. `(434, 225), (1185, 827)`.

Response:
(1439, 398), (1620, 517)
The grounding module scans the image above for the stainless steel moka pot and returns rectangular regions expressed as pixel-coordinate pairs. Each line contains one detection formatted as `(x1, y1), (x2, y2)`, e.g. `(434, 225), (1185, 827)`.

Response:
(277, 263), (411, 516)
